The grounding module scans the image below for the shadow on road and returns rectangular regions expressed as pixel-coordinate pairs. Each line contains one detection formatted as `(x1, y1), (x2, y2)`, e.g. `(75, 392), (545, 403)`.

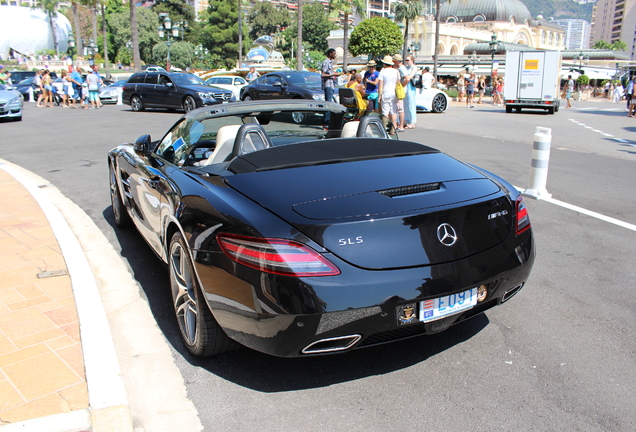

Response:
(103, 206), (490, 392)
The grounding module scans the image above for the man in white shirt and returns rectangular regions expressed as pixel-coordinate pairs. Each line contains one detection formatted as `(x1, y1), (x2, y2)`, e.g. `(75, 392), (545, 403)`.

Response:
(377, 55), (400, 131)
(421, 67), (435, 89)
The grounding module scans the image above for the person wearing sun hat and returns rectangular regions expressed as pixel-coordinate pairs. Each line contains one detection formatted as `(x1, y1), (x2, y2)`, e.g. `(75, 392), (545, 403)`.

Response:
(377, 55), (401, 131)
(363, 59), (379, 111)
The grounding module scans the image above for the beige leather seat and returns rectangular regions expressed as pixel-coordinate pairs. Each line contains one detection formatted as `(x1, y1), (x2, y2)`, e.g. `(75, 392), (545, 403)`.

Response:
(203, 124), (242, 165)
(340, 121), (359, 138)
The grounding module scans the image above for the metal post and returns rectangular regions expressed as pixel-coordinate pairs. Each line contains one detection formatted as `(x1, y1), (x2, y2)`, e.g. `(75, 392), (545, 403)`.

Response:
(525, 126), (552, 199)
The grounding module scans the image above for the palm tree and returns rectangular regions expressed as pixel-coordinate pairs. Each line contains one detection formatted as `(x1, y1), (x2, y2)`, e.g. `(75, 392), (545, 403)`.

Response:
(329, 0), (366, 71)
(392, 0), (422, 58)
(130, 0), (141, 72)
(296, 0), (303, 70)
(33, 0), (61, 56)
(433, 0), (441, 78)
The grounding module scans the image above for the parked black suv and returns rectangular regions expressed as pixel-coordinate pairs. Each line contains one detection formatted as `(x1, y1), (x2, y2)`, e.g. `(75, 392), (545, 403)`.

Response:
(122, 71), (235, 112)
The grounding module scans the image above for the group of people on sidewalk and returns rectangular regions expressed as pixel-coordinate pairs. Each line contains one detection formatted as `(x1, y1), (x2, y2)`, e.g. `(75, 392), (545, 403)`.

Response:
(33, 65), (104, 109)
(321, 49), (435, 131)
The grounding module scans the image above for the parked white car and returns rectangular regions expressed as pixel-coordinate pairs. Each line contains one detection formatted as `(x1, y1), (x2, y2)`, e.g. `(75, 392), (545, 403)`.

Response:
(205, 75), (248, 100)
(415, 87), (449, 113)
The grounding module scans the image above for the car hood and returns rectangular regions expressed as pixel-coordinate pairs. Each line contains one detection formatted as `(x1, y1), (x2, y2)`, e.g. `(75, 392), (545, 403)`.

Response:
(224, 152), (513, 270)
(183, 84), (233, 94)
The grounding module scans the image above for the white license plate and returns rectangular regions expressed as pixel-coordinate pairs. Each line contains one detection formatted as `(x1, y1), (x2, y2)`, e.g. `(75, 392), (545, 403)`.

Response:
(420, 288), (478, 322)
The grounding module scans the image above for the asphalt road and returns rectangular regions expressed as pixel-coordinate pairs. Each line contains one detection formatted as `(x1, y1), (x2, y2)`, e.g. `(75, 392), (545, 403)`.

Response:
(2, 98), (635, 431)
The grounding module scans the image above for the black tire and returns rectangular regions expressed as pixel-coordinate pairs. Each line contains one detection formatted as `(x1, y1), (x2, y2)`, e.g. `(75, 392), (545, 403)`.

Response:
(505, 105), (513, 113)
(183, 95), (196, 113)
(169, 232), (236, 357)
(555, 101), (560, 112)
(243, 94), (253, 101)
(515, 107), (522, 112)
(131, 95), (144, 112)
(109, 164), (132, 228)
(548, 106), (555, 115)
(432, 93), (447, 113)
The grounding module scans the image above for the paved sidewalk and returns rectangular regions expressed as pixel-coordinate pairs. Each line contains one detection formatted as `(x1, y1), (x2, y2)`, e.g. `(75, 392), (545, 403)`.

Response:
(0, 161), (202, 432)
(0, 167), (132, 432)
(0, 169), (91, 430)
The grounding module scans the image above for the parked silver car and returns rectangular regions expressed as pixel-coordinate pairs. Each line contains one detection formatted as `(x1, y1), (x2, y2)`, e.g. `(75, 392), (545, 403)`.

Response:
(0, 83), (23, 121)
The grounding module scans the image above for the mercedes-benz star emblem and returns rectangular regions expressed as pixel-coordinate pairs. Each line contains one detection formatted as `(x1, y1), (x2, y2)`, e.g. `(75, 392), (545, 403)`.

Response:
(437, 223), (458, 246)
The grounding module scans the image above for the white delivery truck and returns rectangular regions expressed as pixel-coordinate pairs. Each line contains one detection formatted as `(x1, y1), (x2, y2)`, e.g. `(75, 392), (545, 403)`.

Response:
(504, 50), (561, 114)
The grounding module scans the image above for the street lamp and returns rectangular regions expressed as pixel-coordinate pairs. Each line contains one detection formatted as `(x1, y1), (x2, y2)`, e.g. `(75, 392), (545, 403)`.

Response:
(577, 51), (589, 74)
(158, 13), (180, 71)
(67, 32), (75, 57)
(86, 39), (97, 67)
(468, 50), (480, 73)
(408, 42), (421, 61)
(489, 32), (498, 83)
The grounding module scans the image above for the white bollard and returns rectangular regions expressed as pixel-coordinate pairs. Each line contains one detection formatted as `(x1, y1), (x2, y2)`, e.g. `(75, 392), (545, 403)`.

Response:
(525, 126), (552, 199)
(116, 89), (123, 105)
(28, 86), (35, 102)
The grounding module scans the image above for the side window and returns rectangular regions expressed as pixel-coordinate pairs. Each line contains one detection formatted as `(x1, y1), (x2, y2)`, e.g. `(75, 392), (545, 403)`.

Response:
(144, 73), (158, 84)
(235, 77), (246, 86)
(128, 74), (144, 84)
(158, 75), (172, 85)
(208, 78), (218, 84)
(256, 76), (268, 85)
(156, 119), (205, 166)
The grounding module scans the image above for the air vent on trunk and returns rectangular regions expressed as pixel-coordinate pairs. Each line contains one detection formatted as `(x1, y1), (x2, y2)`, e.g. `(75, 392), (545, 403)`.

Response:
(378, 182), (441, 198)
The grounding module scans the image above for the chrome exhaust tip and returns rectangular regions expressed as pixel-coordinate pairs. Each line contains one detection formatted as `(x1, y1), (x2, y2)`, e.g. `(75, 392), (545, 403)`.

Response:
(301, 335), (362, 355)
(501, 283), (523, 303)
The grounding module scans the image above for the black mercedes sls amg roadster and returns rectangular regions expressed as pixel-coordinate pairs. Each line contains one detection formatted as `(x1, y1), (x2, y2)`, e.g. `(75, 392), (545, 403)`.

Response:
(108, 100), (535, 357)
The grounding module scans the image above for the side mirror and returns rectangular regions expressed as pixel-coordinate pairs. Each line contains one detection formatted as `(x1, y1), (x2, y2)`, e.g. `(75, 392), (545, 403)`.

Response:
(165, 82), (174, 88)
(133, 135), (152, 156)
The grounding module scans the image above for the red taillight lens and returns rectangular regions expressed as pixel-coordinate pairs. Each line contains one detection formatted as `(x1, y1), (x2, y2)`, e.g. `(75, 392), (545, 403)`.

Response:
(516, 196), (531, 234)
(217, 234), (340, 277)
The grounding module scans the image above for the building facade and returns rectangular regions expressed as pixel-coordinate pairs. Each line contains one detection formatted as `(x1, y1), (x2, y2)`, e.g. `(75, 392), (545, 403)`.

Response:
(590, 0), (636, 58)
(553, 19), (591, 50)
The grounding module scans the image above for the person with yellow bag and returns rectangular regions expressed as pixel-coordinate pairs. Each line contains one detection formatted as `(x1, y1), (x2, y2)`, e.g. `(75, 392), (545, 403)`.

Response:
(378, 55), (402, 132)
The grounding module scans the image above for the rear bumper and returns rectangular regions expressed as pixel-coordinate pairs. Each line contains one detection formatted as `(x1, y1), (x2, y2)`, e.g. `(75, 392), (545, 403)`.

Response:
(196, 230), (535, 357)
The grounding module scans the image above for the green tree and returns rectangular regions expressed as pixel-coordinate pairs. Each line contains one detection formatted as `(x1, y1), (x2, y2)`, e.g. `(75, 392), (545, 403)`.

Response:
(287, 2), (336, 54)
(392, 0), (422, 57)
(348, 17), (403, 58)
(152, 41), (194, 70)
(592, 40), (611, 50)
(108, 7), (160, 66)
(152, 0), (196, 42)
(329, 0), (366, 70)
(593, 39), (627, 52)
(248, 2), (291, 40)
(200, 0), (250, 69)
(611, 40), (627, 51)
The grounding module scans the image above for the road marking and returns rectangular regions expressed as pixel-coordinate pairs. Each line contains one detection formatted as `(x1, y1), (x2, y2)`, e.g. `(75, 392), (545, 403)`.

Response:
(516, 186), (636, 232)
(568, 119), (632, 145)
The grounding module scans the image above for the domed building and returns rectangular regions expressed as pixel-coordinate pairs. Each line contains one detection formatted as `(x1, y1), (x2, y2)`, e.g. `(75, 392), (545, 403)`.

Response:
(433, 0), (565, 54)
(0, 5), (72, 59)
(327, 0), (565, 67)
(440, 0), (533, 25)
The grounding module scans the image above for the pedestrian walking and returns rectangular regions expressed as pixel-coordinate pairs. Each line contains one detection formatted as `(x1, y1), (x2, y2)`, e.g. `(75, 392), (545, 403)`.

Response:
(477, 76), (486, 104)
(612, 82), (623, 104)
(457, 74), (465, 102)
(465, 73), (476, 108)
(566, 75), (574, 108)
(402, 55), (418, 129)
(320, 48), (338, 127)
(626, 76), (635, 111)
(246, 67), (260, 83)
(377, 55), (401, 132)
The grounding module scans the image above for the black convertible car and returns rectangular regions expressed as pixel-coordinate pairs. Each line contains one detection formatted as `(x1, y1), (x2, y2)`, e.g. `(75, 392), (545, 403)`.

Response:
(108, 100), (535, 357)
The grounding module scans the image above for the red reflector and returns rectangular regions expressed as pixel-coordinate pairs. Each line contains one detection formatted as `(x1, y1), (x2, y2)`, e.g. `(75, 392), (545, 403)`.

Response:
(217, 234), (340, 277)
(516, 196), (531, 234)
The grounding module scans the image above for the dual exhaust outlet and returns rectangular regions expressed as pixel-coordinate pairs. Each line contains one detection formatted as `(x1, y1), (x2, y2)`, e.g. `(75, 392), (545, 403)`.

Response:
(301, 283), (524, 355)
